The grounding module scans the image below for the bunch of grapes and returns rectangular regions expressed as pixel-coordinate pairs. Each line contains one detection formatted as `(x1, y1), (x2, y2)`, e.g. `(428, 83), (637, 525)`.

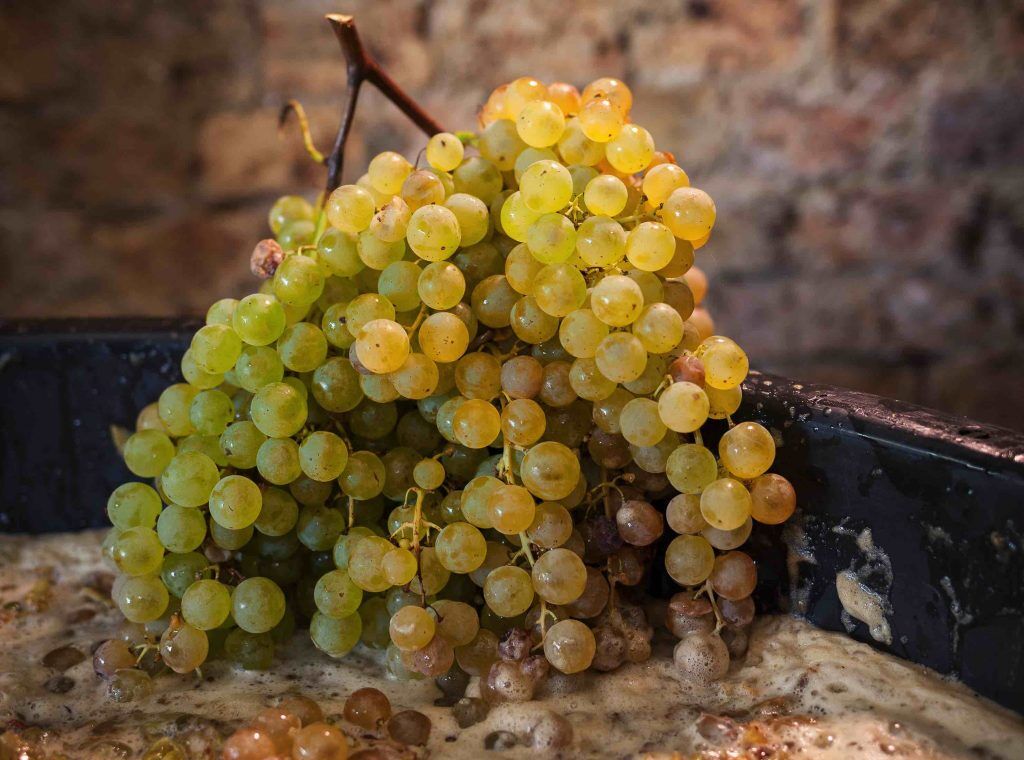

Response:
(102, 75), (796, 691)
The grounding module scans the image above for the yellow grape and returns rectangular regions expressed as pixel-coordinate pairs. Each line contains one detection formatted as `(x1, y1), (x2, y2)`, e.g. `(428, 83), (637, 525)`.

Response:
(700, 478), (752, 531)
(662, 187), (716, 241)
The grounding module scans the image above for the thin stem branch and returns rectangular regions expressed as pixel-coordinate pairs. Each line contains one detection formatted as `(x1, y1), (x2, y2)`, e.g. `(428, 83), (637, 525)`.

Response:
(324, 14), (445, 194)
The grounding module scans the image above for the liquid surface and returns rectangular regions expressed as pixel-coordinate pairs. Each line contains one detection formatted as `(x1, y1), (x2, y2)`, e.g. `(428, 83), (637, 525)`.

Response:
(1, 531), (1022, 759)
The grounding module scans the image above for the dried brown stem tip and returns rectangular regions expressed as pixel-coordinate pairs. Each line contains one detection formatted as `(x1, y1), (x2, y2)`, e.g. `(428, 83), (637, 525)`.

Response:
(323, 14), (445, 194)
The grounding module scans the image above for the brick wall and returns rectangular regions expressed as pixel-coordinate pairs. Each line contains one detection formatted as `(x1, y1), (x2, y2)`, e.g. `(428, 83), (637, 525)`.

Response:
(1, 0), (1022, 428)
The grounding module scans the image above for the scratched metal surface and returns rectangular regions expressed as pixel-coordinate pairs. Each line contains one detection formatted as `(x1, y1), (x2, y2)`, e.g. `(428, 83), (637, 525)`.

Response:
(1, 319), (1022, 711)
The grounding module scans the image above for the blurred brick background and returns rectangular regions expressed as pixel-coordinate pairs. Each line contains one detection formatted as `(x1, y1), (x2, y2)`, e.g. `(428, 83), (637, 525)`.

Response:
(1, 0), (1023, 428)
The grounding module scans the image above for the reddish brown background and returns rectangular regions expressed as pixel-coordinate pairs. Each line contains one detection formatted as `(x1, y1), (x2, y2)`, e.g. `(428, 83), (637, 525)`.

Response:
(1, 0), (1023, 428)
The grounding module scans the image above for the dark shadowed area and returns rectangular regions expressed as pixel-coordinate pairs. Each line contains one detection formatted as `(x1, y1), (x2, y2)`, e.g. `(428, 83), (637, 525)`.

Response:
(1, 0), (1022, 428)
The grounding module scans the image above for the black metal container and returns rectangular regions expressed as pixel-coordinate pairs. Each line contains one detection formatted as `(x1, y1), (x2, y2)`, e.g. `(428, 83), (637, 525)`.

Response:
(1, 318), (1022, 712)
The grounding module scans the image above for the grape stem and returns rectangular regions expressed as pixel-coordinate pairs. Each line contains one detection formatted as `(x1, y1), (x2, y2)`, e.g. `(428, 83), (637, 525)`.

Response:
(517, 532), (536, 567)
(698, 579), (725, 633)
(322, 14), (445, 194)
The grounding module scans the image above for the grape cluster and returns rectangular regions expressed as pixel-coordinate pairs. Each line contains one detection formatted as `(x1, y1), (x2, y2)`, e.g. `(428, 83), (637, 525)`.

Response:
(103, 75), (796, 689)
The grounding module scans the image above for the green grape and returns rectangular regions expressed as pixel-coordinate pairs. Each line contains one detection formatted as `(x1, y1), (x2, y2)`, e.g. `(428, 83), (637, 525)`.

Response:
(233, 293), (287, 347)
(268, 195), (314, 235)
(628, 268), (666, 305)
(123, 429), (174, 478)
(115, 574), (169, 623)
(577, 215), (627, 267)
(191, 324), (242, 374)
(296, 505), (345, 551)
(156, 504), (206, 553)
(479, 119), (527, 170)
(254, 487), (299, 536)
(390, 353), (440, 400)
(658, 382), (710, 433)
(700, 478), (752, 531)
(719, 422), (775, 479)
(558, 117), (605, 165)
(354, 319), (410, 374)
(618, 397), (666, 448)
(453, 156), (503, 205)
(444, 193), (490, 246)
(661, 186), (716, 241)
(158, 383), (199, 437)
(632, 303), (684, 354)
(584, 174), (627, 216)
(534, 263), (587, 317)
(180, 349), (224, 390)
(209, 517), (254, 550)
(696, 336), (749, 390)
(389, 605), (436, 651)
(513, 146), (558, 182)
(177, 433), (228, 468)
(510, 296), (560, 344)
(417, 261), (465, 310)
(592, 274), (643, 327)
(333, 526), (372, 570)
(426, 132), (465, 172)
(317, 227), (363, 278)
(452, 399), (501, 449)
(517, 100), (565, 148)
(233, 345), (284, 393)
(277, 219), (316, 249)
(460, 475), (501, 529)
(411, 545), (451, 596)
(630, 430), (679, 474)
(605, 124), (655, 173)
(418, 312), (469, 364)
(232, 577), (286, 634)
(107, 482), (162, 530)
(359, 597), (391, 649)
(706, 384), (742, 420)
(532, 547), (587, 604)
(273, 255), (325, 307)
(499, 192), (542, 242)
(642, 163), (689, 208)
(453, 241), (504, 291)
(666, 493), (708, 534)
(557, 308), (607, 359)
(181, 579), (231, 631)
(595, 332), (647, 383)
(277, 323), (328, 373)
(378, 261), (423, 312)
(400, 169), (446, 211)
(625, 221), (675, 271)
(312, 357), (364, 413)
(500, 398), (546, 447)
(225, 629), (275, 670)
(369, 196), (411, 245)
(527, 502), (573, 549)
(470, 274), (518, 329)
(502, 244), (541, 296)
(568, 357), (616, 401)
(664, 534), (715, 585)
(111, 526), (164, 576)
(250, 381), (307, 438)
(189, 389), (234, 437)
(455, 352), (501, 400)
(339, 451), (386, 500)
(569, 164), (600, 198)
(326, 184), (376, 233)
(578, 98), (624, 142)
(219, 421), (266, 470)
(543, 619), (596, 674)
(434, 522), (487, 573)
(406, 204), (462, 262)
(432, 599), (480, 647)
(361, 372), (399, 403)
(348, 536), (393, 592)
(592, 386), (633, 434)
(519, 159), (573, 214)
(525, 212), (577, 265)
(160, 552), (209, 598)
(520, 441), (581, 501)
(298, 430), (349, 482)
(357, 229), (406, 270)
(665, 443), (718, 494)
(487, 484), (536, 535)
(314, 569), (363, 619)
(483, 565), (534, 618)
(382, 547), (419, 586)
(310, 610), (363, 659)
(368, 151), (412, 195)
(209, 475), (262, 530)
(162, 451), (219, 508)
(347, 399), (398, 440)
(256, 437), (302, 485)
(413, 458), (446, 490)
